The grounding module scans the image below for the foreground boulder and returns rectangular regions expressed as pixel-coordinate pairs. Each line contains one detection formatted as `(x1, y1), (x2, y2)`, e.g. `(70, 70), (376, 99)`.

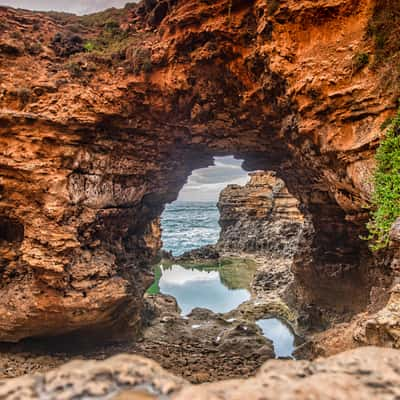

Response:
(175, 347), (400, 400)
(0, 354), (186, 400)
(1, 347), (399, 399)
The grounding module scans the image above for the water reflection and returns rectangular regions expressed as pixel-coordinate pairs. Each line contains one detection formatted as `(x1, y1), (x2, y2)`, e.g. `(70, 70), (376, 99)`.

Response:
(148, 261), (256, 315)
(257, 318), (295, 358)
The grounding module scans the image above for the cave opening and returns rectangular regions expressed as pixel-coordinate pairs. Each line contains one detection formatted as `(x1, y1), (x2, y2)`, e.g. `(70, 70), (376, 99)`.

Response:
(147, 154), (300, 360)
(160, 155), (250, 257)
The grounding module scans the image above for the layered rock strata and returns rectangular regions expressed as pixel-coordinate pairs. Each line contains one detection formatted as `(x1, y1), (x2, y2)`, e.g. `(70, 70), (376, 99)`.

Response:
(0, 0), (398, 341)
(217, 171), (303, 256)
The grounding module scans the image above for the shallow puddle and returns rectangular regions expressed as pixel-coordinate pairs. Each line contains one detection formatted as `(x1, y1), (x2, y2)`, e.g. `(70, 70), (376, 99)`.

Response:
(148, 260), (256, 315)
(256, 318), (295, 358)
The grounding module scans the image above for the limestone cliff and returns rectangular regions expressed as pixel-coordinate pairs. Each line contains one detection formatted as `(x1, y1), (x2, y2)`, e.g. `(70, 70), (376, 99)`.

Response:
(0, 0), (398, 342)
(217, 171), (303, 256)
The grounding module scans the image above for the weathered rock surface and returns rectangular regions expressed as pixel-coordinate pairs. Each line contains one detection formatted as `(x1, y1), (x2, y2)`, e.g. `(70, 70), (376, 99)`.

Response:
(0, 354), (186, 400)
(132, 295), (275, 383)
(217, 171), (303, 255)
(1, 347), (400, 400)
(175, 347), (400, 400)
(0, 0), (398, 341)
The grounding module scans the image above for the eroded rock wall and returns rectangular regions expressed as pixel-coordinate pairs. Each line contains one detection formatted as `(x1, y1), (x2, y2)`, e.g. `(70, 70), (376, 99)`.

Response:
(0, 0), (398, 341)
(217, 171), (303, 256)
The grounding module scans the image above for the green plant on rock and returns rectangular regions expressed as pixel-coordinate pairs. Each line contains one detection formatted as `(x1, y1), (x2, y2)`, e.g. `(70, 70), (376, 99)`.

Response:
(366, 103), (400, 251)
(83, 41), (95, 52)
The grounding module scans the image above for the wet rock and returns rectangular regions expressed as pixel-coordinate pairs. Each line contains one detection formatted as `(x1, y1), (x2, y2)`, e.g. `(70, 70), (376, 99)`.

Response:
(177, 245), (220, 262)
(132, 301), (275, 383)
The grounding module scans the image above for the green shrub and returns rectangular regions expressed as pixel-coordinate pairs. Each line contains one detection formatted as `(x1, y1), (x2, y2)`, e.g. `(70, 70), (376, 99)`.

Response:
(84, 41), (95, 52)
(26, 42), (43, 55)
(13, 87), (31, 106)
(366, 104), (400, 250)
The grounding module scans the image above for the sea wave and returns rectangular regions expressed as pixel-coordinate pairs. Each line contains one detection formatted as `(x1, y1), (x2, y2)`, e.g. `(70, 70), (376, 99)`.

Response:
(161, 201), (220, 256)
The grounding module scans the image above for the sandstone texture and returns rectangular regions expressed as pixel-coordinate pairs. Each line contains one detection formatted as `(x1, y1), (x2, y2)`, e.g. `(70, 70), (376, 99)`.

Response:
(217, 171), (303, 255)
(0, 0), (398, 342)
(0, 354), (186, 400)
(1, 347), (400, 400)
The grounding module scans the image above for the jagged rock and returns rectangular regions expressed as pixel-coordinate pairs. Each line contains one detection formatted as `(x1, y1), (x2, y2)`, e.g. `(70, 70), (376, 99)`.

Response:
(176, 245), (220, 262)
(217, 171), (304, 256)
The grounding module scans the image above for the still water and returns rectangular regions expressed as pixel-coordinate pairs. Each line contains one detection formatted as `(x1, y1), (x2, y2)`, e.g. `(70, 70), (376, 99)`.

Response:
(148, 261), (256, 315)
(148, 262), (296, 357)
(257, 318), (295, 358)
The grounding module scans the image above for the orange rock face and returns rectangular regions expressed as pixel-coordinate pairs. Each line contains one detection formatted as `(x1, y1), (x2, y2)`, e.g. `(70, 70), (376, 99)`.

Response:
(0, 0), (398, 341)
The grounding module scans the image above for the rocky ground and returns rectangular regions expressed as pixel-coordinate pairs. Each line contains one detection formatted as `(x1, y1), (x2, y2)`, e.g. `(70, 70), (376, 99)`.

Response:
(2, 347), (400, 400)
(0, 252), (296, 383)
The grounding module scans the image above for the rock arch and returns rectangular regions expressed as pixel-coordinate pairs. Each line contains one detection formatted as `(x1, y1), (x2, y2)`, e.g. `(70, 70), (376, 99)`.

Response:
(0, 0), (397, 341)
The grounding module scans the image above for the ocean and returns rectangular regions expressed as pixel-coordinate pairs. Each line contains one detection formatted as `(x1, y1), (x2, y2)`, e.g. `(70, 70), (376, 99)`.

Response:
(161, 201), (220, 256)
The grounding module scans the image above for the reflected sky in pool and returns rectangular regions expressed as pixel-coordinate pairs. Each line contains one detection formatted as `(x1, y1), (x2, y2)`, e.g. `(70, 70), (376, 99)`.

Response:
(156, 264), (252, 315)
(257, 318), (295, 358)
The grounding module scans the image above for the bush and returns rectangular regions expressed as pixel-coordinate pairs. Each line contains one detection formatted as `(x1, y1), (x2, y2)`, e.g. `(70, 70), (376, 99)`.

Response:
(366, 103), (400, 250)
(84, 41), (95, 52)
(26, 42), (43, 55)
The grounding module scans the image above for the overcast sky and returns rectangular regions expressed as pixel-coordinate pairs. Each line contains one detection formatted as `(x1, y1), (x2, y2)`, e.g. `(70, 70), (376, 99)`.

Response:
(178, 156), (250, 202)
(0, 0), (131, 14)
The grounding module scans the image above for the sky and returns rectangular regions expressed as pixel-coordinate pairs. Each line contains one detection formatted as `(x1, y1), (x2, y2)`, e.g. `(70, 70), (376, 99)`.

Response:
(0, 0), (131, 14)
(177, 156), (250, 202)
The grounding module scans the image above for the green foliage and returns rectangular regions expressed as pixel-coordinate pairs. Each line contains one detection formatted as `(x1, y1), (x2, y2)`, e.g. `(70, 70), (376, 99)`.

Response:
(83, 41), (95, 52)
(147, 264), (162, 295)
(366, 104), (400, 250)
(129, 47), (153, 74)
(26, 41), (43, 55)
(353, 52), (369, 72)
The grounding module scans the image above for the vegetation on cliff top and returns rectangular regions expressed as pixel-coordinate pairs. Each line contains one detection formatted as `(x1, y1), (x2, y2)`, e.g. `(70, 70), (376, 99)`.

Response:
(367, 104), (400, 251)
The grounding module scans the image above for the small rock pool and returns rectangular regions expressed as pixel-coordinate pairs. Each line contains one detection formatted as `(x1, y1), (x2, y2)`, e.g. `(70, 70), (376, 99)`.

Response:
(148, 260), (256, 315)
(148, 260), (296, 358)
(256, 318), (295, 358)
